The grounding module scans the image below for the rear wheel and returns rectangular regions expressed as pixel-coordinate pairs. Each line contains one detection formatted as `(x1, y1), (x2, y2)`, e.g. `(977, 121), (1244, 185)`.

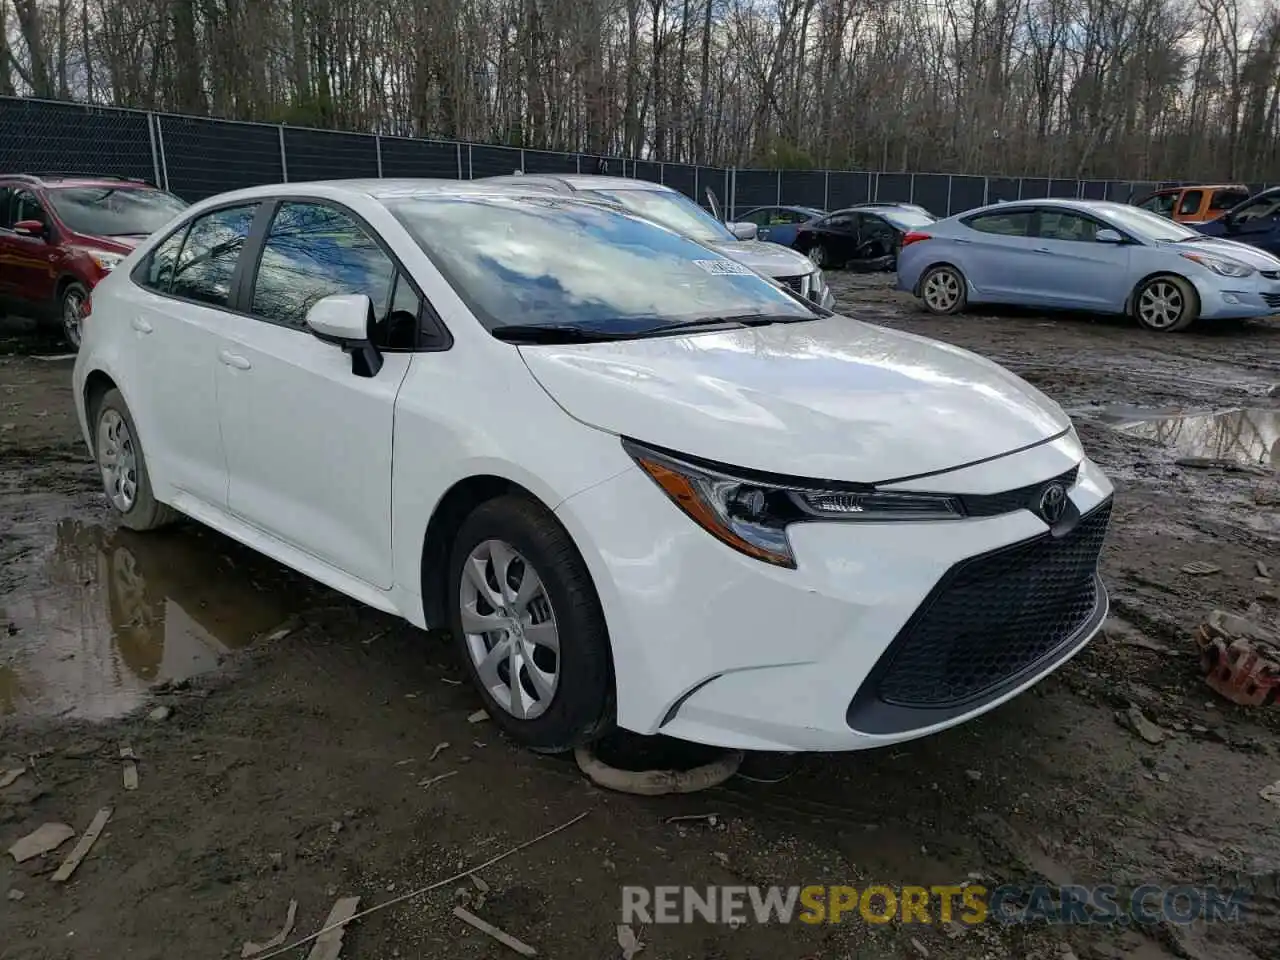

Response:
(1133, 275), (1199, 332)
(447, 495), (614, 753)
(807, 244), (830, 269)
(919, 265), (967, 315)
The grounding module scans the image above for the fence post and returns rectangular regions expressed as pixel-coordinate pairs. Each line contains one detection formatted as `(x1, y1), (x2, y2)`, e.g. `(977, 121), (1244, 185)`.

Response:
(909, 173), (916, 203)
(660, 162), (665, 185)
(456, 143), (463, 180)
(982, 177), (990, 205)
(519, 148), (525, 174)
(146, 113), (162, 188)
(775, 169), (781, 205)
(155, 115), (170, 192)
(576, 154), (581, 173)
(1016, 177), (1024, 200)
(823, 171), (829, 211)
(375, 135), (383, 178)
(724, 168), (731, 219)
(872, 172), (880, 202)
(278, 126), (289, 183)
(468, 144), (474, 179)
(946, 175), (953, 216)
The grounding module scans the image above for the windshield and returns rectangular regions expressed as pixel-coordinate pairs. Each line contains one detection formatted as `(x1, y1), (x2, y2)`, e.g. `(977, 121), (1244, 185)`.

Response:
(47, 186), (189, 237)
(390, 196), (815, 335)
(1097, 204), (1200, 242)
(882, 210), (936, 230)
(581, 188), (736, 244)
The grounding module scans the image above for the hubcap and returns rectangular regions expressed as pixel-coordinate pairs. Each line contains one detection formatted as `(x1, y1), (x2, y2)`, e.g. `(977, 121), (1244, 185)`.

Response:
(1138, 281), (1184, 329)
(808, 246), (827, 268)
(458, 539), (560, 720)
(923, 270), (961, 311)
(63, 289), (85, 348)
(97, 409), (138, 512)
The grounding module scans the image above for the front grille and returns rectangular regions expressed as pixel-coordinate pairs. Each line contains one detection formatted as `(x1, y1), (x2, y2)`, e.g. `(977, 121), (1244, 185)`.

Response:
(1263, 292), (1280, 309)
(871, 500), (1111, 709)
(958, 465), (1079, 517)
(779, 274), (822, 303)
(1260, 270), (1279, 280)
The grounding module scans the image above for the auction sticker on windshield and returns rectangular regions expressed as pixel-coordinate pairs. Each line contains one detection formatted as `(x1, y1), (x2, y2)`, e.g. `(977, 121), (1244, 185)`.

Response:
(692, 259), (755, 275)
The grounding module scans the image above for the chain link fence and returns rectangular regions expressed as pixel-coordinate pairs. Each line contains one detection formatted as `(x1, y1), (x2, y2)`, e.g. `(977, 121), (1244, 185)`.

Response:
(2, 95), (1274, 218)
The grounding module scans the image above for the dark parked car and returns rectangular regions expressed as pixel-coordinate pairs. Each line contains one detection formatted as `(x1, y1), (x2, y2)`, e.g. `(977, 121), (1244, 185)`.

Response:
(736, 205), (825, 247)
(0, 173), (188, 348)
(793, 204), (937, 270)
(1193, 186), (1280, 257)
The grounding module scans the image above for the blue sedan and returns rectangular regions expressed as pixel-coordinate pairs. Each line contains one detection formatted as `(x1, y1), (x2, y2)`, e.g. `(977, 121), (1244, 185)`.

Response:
(895, 199), (1280, 332)
(736, 205), (825, 247)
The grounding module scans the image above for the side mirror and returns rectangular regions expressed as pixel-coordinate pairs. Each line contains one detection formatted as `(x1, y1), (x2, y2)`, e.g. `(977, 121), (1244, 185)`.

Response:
(1095, 228), (1124, 244)
(729, 221), (758, 241)
(13, 219), (46, 239)
(305, 293), (383, 378)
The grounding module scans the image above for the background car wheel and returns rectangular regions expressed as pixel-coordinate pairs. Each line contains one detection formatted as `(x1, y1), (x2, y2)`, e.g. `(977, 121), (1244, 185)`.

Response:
(448, 494), (614, 753)
(1133, 275), (1199, 332)
(92, 388), (177, 531)
(61, 281), (89, 351)
(919, 265), (967, 315)
(808, 244), (830, 268)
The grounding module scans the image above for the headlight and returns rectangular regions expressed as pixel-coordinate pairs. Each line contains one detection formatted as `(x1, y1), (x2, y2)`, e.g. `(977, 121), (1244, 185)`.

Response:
(809, 268), (826, 294)
(623, 440), (963, 568)
(78, 249), (125, 272)
(1181, 252), (1254, 278)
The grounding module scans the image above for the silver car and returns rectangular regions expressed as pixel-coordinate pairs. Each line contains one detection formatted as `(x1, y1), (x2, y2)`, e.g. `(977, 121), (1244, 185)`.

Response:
(482, 174), (835, 310)
(896, 198), (1280, 333)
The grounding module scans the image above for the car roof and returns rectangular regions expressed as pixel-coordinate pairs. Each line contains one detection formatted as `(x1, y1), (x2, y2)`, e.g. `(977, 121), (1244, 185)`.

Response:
(479, 173), (672, 193)
(1, 172), (160, 189)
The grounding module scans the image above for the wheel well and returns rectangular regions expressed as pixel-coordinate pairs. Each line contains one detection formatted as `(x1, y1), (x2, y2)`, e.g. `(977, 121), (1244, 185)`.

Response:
(1125, 271), (1197, 316)
(55, 274), (83, 301)
(419, 475), (542, 627)
(82, 370), (117, 454)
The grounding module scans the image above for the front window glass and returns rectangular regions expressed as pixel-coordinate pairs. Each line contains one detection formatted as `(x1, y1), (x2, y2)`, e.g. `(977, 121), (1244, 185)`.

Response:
(1094, 203), (1199, 241)
(390, 196), (814, 334)
(46, 187), (188, 236)
(581, 188), (736, 243)
(1210, 189), (1250, 211)
(1037, 211), (1100, 242)
(1234, 194), (1280, 222)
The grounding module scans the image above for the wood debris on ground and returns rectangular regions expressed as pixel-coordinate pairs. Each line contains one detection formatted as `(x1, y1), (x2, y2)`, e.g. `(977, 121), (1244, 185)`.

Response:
(52, 808), (112, 882)
(419, 771), (457, 789)
(453, 905), (537, 956)
(242, 899), (299, 958)
(8, 823), (75, 863)
(305, 896), (360, 960)
(428, 742), (449, 761)
(617, 923), (645, 959)
(468, 709), (488, 723)
(0, 767), (27, 789)
(120, 744), (139, 791)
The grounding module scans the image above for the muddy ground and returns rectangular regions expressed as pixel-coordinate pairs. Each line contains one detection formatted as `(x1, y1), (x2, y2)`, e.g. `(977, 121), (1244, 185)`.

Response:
(2, 276), (1280, 960)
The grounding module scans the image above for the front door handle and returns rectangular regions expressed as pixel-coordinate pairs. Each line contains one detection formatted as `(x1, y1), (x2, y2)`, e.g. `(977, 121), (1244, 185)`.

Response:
(219, 350), (251, 370)
(1033, 246), (1053, 253)
(131, 317), (153, 334)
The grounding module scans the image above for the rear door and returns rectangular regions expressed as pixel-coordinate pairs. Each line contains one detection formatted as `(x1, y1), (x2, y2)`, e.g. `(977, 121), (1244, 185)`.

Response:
(1028, 209), (1131, 310)
(955, 207), (1038, 300)
(850, 213), (898, 271)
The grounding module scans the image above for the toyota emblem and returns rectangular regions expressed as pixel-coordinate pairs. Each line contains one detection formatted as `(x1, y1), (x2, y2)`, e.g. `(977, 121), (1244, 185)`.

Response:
(1038, 482), (1068, 524)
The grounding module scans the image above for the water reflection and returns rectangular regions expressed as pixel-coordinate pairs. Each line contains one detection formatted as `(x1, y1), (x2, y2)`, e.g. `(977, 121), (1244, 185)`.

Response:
(1094, 406), (1280, 469)
(0, 520), (290, 718)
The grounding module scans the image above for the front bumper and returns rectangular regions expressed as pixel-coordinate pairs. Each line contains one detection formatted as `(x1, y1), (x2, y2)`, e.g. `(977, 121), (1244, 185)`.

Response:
(1190, 273), (1280, 320)
(554, 431), (1113, 752)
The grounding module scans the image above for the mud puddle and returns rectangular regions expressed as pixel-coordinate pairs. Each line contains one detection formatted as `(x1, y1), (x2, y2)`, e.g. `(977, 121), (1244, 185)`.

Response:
(0, 518), (295, 719)
(1077, 403), (1280, 468)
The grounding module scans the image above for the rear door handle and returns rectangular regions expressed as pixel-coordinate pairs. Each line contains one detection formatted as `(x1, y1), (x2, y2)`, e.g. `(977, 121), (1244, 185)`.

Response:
(953, 238), (971, 244)
(131, 317), (153, 334)
(219, 350), (251, 370)
(1033, 246), (1053, 253)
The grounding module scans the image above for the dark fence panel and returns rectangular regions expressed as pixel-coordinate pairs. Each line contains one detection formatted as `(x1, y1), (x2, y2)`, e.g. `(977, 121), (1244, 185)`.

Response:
(661, 163), (697, 199)
(734, 170), (778, 212)
(1129, 181), (1159, 200)
(632, 160), (662, 183)
(1048, 179), (1078, 198)
(520, 149), (578, 174)
(380, 137), (459, 179)
(1104, 182), (1133, 202)
(1081, 180), (1109, 200)
(912, 174), (948, 215)
(579, 155), (621, 176)
(0, 99), (155, 182)
(160, 116), (282, 200)
(948, 175), (986, 214)
(283, 128), (378, 182)
(875, 173), (912, 203)
(697, 167), (729, 208)
(779, 170), (826, 210)
(827, 172), (871, 208)
(1020, 177), (1050, 199)
(1248, 182), (1267, 196)
(468, 144), (522, 178)
(986, 177), (1020, 202)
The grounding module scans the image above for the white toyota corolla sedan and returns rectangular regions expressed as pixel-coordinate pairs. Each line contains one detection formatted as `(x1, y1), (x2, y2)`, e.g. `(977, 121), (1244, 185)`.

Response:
(72, 179), (1113, 754)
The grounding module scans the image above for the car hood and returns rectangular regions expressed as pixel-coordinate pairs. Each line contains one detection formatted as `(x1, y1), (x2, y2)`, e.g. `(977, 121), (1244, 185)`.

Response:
(76, 233), (147, 254)
(703, 238), (815, 279)
(518, 316), (1072, 483)
(1168, 237), (1280, 268)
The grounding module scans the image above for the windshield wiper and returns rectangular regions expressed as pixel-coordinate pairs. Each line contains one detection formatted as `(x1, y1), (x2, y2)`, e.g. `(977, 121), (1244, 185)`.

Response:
(492, 324), (633, 344)
(656, 313), (814, 333)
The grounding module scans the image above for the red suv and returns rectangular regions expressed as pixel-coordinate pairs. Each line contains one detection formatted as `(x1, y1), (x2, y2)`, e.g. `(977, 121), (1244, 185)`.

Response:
(0, 173), (188, 349)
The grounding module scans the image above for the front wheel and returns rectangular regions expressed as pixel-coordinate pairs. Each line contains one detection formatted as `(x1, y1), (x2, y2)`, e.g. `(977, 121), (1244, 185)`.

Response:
(93, 389), (177, 531)
(447, 495), (614, 753)
(1133, 275), (1199, 332)
(807, 244), (830, 269)
(61, 281), (89, 351)
(918, 265), (968, 315)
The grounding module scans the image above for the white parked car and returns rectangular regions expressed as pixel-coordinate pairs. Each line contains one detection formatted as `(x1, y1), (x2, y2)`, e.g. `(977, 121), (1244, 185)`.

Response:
(72, 179), (1114, 754)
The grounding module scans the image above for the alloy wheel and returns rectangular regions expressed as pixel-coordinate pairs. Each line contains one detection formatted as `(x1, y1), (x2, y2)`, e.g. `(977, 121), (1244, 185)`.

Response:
(808, 245), (828, 268)
(63, 287), (86, 349)
(922, 269), (962, 312)
(97, 409), (138, 512)
(458, 539), (560, 720)
(1137, 281), (1184, 330)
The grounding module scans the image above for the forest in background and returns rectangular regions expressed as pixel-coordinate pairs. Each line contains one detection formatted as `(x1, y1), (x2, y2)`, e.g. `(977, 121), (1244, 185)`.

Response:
(1, 0), (1279, 181)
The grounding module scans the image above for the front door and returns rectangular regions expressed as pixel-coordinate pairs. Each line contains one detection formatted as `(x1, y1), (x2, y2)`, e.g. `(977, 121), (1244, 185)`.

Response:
(1223, 193), (1280, 256)
(1028, 209), (1131, 310)
(2, 188), (59, 310)
(214, 200), (419, 590)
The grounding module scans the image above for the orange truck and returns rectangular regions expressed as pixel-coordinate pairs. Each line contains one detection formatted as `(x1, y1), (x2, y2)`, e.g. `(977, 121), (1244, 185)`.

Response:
(1132, 183), (1253, 223)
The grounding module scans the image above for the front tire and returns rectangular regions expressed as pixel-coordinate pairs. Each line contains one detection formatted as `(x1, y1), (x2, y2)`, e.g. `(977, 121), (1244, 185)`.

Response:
(61, 281), (88, 351)
(447, 495), (614, 753)
(918, 264), (968, 315)
(1133, 275), (1199, 332)
(92, 389), (177, 531)
(808, 244), (830, 269)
